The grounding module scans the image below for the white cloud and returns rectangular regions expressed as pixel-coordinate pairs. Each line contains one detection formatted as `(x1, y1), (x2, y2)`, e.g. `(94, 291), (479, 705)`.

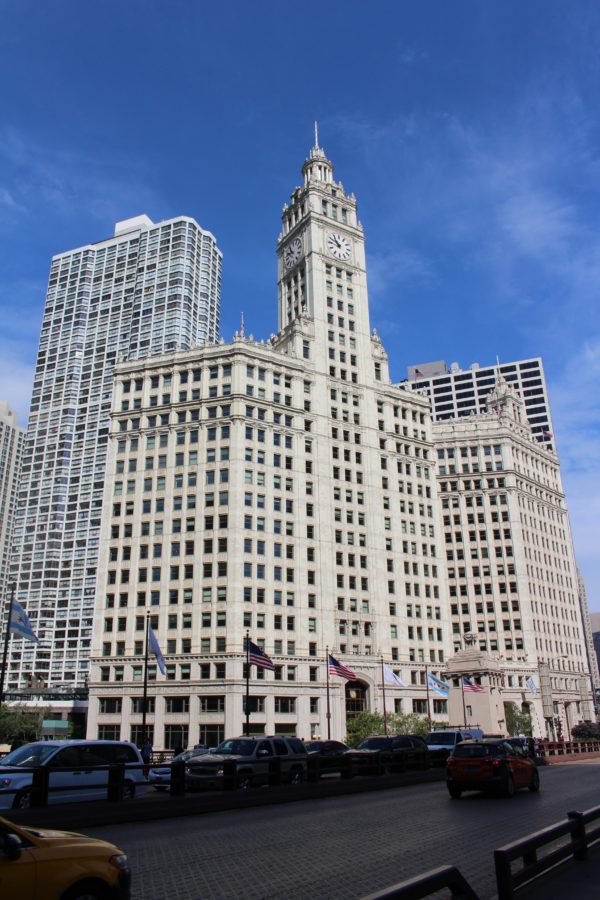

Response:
(0, 127), (163, 227)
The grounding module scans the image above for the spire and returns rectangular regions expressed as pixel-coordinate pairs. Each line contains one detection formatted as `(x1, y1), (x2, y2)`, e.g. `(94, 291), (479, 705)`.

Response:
(303, 121), (333, 185)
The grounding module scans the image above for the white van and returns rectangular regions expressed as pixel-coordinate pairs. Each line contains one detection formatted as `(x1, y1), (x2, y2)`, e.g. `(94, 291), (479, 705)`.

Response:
(0, 740), (146, 810)
(426, 729), (484, 755)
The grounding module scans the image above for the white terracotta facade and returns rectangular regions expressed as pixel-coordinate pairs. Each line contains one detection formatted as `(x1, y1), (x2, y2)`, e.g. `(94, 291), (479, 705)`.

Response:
(87, 138), (452, 747)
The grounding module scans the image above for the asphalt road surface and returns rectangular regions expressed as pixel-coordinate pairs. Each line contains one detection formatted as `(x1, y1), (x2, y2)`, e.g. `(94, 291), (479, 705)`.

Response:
(89, 763), (600, 900)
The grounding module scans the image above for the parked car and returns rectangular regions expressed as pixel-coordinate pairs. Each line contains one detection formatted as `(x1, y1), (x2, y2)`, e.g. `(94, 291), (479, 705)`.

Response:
(0, 740), (146, 810)
(353, 735), (430, 773)
(0, 814), (130, 899)
(148, 748), (211, 791)
(305, 740), (353, 777)
(446, 739), (540, 798)
(185, 736), (308, 791)
(505, 736), (538, 760)
(425, 728), (484, 760)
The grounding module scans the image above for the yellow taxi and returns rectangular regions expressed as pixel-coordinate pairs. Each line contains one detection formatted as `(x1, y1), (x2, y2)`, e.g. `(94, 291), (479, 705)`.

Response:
(0, 815), (130, 900)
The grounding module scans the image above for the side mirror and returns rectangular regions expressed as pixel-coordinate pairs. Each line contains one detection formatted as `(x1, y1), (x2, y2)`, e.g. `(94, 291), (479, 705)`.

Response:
(2, 834), (22, 862)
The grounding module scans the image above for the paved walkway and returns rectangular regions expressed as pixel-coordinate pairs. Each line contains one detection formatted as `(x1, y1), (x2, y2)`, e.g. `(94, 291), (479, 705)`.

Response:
(518, 841), (600, 900)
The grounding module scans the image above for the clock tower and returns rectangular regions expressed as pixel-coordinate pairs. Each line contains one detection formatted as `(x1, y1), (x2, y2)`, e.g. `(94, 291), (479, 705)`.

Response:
(276, 126), (380, 385)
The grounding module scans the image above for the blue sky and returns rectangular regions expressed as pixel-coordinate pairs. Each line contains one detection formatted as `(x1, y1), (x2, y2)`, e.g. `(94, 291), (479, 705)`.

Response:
(1, 1), (599, 609)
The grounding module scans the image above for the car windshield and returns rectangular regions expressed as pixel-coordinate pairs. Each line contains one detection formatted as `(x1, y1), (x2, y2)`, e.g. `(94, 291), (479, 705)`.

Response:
(357, 738), (389, 750)
(168, 750), (199, 763)
(453, 744), (496, 758)
(216, 740), (255, 756)
(0, 743), (58, 767)
(426, 733), (458, 745)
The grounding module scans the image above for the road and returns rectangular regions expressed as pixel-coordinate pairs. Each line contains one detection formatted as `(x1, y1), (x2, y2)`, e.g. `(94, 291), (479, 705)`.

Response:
(89, 763), (600, 900)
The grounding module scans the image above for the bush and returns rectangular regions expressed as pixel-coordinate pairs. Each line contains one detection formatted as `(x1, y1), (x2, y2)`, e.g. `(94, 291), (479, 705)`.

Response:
(571, 722), (600, 740)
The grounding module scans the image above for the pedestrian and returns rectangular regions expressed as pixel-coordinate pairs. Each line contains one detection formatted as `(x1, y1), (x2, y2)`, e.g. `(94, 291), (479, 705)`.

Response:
(141, 736), (153, 775)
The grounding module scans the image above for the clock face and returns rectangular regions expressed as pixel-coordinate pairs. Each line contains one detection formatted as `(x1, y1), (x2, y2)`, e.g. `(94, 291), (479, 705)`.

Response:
(327, 232), (351, 260)
(284, 237), (302, 269)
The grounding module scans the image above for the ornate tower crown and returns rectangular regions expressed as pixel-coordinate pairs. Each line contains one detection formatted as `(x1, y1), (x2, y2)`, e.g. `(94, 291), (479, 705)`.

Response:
(486, 374), (524, 423)
(302, 122), (334, 185)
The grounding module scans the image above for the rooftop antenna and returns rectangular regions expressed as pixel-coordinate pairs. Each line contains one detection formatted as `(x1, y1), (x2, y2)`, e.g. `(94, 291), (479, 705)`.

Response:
(314, 120), (319, 149)
(496, 354), (501, 367)
(240, 312), (245, 338)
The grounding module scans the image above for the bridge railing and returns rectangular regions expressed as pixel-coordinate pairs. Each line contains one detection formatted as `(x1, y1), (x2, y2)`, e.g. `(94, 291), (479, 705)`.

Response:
(494, 803), (600, 900)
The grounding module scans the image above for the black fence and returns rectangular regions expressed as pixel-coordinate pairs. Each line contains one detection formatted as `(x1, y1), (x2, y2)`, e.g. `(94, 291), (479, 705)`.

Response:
(494, 803), (600, 899)
(0, 750), (441, 809)
(359, 802), (600, 900)
(0, 761), (147, 808)
(359, 865), (479, 900)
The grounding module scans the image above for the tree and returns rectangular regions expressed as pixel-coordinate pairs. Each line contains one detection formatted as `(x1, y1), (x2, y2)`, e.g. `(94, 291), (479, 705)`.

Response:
(0, 704), (47, 746)
(388, 713), (430, 737)
(345, 711), (385, 747)
(345, 710), (431, 746)
(504, 702), (532, 736)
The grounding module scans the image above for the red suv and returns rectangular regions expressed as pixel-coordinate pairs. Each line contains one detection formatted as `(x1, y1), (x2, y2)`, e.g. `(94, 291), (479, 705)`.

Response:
(446, 739), (540, 798)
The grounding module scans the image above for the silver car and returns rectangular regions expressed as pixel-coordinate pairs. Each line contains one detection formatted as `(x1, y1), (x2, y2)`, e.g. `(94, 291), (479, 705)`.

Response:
(148, 748), (210, 791)
(0, 740), (146, 810)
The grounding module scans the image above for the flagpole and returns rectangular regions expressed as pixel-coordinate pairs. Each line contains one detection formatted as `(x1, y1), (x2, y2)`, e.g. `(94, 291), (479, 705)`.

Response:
(0, 582), (16, 706)
(244, 630), (250, 737)
(461, 676), (468, 728)
(326, 646), (331, 740)
(381, 657), (388, 735)
(425, 663), (432, 731)
(142, 610), (150, 738)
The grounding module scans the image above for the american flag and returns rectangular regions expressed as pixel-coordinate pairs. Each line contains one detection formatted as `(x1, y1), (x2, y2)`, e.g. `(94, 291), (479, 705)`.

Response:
(328, 654), (356, 680)
(463, 676), (485, 693)
(246, 639), (275, 671)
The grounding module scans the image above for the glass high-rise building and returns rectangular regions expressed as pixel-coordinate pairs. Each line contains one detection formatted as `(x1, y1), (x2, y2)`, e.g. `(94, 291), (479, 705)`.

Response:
(0, 402), (25, 603)
(8, 215), (221, 688)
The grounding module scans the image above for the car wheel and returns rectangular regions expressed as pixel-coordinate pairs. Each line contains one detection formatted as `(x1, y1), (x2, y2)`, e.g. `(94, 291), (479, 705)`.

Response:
(122, 781), (135, 801)
(529, 769), (540, 792)
(237, 772), (253, 791)
(448, 786), (462, 799)
(289, 768), (303, 786)
(12, 791), (31, 810)
(504, 775), (515, 798)
(60, 882), (111, 900)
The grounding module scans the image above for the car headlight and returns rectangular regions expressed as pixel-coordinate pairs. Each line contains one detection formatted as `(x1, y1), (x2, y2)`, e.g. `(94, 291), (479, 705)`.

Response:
(216, 767), (224, 776)
(0, 778), (13, 787)
(110, 854), (129, 871)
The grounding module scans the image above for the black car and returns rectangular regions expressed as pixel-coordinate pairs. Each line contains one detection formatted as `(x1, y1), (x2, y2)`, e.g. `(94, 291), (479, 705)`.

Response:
(353, 735), (430, 774)
(305, 740), (353, 777)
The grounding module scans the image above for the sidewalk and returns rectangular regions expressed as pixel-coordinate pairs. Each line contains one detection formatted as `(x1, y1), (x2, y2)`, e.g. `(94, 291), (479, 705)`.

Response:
(516, 840), (600, 900)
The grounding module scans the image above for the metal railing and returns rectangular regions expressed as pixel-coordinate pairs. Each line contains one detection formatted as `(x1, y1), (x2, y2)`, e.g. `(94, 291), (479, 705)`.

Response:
(0, 762), (147, 807)
(358, 865), (479, 900)
(538, 739), (600, 757)
(494, 803), (600, 899)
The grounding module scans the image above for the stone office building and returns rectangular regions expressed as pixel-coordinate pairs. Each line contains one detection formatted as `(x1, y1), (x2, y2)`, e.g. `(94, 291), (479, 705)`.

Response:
(87, 135), (452, 748)
(433, 377), (593, 736)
